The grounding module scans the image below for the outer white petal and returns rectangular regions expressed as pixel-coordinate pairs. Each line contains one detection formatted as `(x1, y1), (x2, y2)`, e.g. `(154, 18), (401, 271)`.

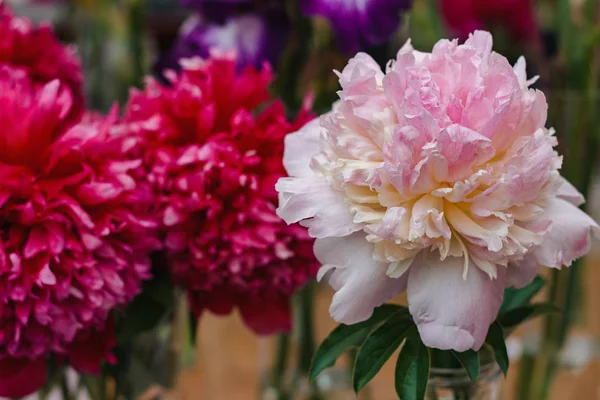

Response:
(282, 118), (322, 178)
(314, 233), (409, 324)
(407, 253), (504, 352)
(276, 177), (361, 238)
(556, 176), (585, 206)
(530, 198), (600, 268)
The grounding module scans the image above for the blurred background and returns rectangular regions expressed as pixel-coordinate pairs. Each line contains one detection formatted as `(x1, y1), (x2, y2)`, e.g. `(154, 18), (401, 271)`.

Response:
(5, 0), (600, 398)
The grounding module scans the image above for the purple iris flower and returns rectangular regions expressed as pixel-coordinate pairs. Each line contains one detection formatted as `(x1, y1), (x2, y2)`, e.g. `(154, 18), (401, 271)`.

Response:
(162, 0), (413, 75)
(178, 0), (255, 23)
(302, 0), (413, 53)
(157, 10), (289, 73)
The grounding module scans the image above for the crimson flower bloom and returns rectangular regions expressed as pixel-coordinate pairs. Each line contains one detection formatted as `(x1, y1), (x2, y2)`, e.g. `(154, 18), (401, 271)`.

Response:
(439, 0), (539, 43)
(0, 4), (84, 131)
(0, 7), (158, 398)
(122, 54), (319, 334)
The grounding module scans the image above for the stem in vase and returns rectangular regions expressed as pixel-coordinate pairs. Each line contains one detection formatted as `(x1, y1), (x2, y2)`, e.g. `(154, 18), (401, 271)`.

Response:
(60, 370), (74, 400)
(272, 333), (290, 397)
(296, 284), (324, 400)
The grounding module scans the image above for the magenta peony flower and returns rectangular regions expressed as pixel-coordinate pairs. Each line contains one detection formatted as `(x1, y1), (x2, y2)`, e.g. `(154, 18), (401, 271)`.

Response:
(0, 4), (84, 132)
(122, 54), (319, 334)
(0, 69), (158, 397)
(276, 31), (600, 352)
(439, 0), (539, 43)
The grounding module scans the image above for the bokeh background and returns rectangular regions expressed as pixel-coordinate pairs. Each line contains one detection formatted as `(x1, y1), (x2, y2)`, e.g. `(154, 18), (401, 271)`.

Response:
(5, 0), (600, 398)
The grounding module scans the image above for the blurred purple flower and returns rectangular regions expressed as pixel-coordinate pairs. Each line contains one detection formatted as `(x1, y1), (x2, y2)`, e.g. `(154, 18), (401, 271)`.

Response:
(302, 0), (413, 53)
(156, 12), (289, 74)
(178, 0), (412, 55)
(178, 0), (254, 23)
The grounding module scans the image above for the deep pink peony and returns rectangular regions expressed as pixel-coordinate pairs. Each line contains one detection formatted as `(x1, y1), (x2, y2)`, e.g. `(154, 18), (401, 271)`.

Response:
(121, 54), (319, 334)
(439, 0), (539, 43)
(0, 67), (158, 397)
(0, 4), (84, 137)
(276, 31), (600, 352)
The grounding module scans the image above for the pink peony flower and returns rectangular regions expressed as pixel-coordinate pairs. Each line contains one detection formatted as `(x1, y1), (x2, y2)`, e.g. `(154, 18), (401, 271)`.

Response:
(276, 31), (600, 352)
(0, 4), (84, 134)
(0, 68), (157, 397)
(121, 54), (319, 335)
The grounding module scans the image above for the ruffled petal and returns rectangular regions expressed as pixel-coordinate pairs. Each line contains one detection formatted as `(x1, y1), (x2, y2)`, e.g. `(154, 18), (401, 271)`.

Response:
(506, 254), (538, 289)
(276, 177), (361, 238)
(530, 198), (600, 268)
(556, 176), (585, 206)
(314, 233), (409, 324)
(407, 253), (504, 351)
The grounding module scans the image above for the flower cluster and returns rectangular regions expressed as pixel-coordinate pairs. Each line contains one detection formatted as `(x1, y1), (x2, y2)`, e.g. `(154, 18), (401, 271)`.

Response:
(122, 55), (319, 334)
(276, 31), (599, 352)
(0, 7), (158, 398)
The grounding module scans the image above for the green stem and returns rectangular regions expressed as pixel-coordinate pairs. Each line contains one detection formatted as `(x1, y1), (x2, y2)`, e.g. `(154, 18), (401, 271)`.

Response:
(80, 374), (105, 400)
(297, 284), (323, 400)
(277, 0), (313, 114)
(60, 370), (74, 400)
(165, 291), (191, 389)
(126, 0), (146, 94)
(272, 333), (290, 396)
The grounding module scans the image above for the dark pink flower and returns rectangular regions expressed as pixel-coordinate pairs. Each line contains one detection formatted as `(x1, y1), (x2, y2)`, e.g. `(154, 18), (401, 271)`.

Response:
(122, 55), (319, 335)
(0, 70), (158, 396)
(0, 4), (84, 133)
(439, 0), (538, 43)
(0, 356), (47, 398)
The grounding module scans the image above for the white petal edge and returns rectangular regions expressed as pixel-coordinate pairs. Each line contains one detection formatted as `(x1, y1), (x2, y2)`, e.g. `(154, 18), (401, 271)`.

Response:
(314, 233), (408, 324)
(407, 252), (505, 352)
(282, 118), (323, 178)
(530, 198), (600, 268)
(276, 177), (362, 238)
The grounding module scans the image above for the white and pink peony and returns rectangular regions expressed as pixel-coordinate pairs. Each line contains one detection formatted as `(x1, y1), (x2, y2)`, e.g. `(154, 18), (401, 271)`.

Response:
(276, 31), (599, 352)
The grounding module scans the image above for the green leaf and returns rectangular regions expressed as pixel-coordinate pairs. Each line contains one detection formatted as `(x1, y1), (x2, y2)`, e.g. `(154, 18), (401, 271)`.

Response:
(116, 274), (175, 341)
(500, 276), (545, 313)
(353, 312), (414, 392)
(499, 303), (561, 330)
(451, 350), (480, 381)
(395, 328), (430, 400)
(485, 322), (509, 376)
(309, 304), (406, 381)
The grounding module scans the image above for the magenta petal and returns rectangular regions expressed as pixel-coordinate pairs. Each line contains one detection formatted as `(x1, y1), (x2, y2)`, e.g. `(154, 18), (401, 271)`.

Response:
(238, 294), (292, 335)
(0, 357), (47, 398)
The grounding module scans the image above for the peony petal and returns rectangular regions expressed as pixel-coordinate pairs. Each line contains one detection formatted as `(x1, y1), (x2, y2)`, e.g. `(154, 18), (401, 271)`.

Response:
(530, 198), (600, 268)
(407, 253), (504, 351)
(238, 293), (292, 335)
(506, 255), (537, 289)
(314, 233), (408, 324)
(556, 176), (585, 206)
(282, 117), (323, 178)
(276, 177), (361, 238)
(0, 357), (47, 398)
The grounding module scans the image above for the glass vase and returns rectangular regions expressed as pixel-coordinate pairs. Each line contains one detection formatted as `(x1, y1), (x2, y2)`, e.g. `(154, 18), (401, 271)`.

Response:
(425, 363), (503, 400)
(259, 285), (356, 400)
